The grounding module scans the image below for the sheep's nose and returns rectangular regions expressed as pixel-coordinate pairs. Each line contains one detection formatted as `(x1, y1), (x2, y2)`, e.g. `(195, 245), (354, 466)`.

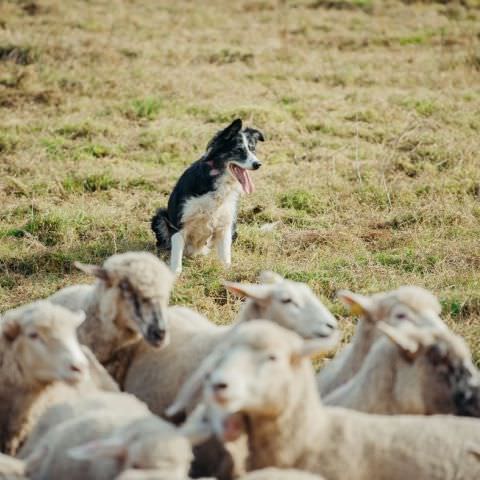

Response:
(146, 325), (166, 347)
(212, 382), (228, 392)
(252, 161), (262, 170)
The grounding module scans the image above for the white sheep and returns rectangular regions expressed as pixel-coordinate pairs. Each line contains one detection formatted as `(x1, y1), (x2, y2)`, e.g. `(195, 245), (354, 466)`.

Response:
(16, 346), (119, 459)
(124, 271), (338, 417)
(48, 252), (175, 367)
(0, 301), (88, 455)
(24, 398), (185, 480)
(316, 285), (446, 395)
(169, 320), (480, 480)
(120, 272), (337, 480)
(323, 321), (480, 416)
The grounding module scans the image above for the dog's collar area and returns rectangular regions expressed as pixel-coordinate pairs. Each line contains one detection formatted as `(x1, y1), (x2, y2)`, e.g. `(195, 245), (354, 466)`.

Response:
(205, 159), (221, 176)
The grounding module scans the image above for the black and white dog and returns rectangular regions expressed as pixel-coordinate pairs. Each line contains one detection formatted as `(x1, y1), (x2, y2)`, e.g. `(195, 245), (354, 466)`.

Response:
(151, 119), (264, 274)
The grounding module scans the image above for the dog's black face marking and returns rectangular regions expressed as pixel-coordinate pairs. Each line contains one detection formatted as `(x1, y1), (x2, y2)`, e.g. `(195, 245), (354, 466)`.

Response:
(205, 118), (264, 172)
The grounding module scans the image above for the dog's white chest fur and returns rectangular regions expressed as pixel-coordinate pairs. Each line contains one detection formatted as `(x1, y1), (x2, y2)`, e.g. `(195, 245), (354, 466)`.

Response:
(181, 175), (241, 255)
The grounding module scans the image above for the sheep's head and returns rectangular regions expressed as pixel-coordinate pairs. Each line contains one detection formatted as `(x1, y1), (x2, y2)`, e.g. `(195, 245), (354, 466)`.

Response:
(338, 286), (445, 330)
(1, 301), (87, 386)
(75, 252), (174, 349)
(168, 321), (337, 431)
(378, 322), (480, 416)
(69, 417), (192, 479)
(224, 271), (338, 340)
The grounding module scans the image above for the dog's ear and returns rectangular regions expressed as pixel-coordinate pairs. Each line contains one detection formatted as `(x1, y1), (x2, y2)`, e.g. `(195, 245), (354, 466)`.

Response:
(206, 119), (243, 151)
(244, 127), (265, 143)
(223, 119), (243, 138)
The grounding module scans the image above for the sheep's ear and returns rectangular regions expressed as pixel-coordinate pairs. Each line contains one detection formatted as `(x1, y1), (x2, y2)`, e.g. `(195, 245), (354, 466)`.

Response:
(337, 290), (375, 317)
(292, 332), (341, 365)
(2, 320), (21, 342)
(377, 322), (419, 360)
(258, 271), (283, 284)
(223, 281), (275, 304)
(74, 262), (109, 282)
(68, 437), (126, 461)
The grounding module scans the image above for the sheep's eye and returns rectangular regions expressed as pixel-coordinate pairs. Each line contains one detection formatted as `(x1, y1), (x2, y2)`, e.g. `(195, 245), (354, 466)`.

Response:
(281, 298), (293, 304)
(395, 312), (407, 320)
(268, 354), (277, 361)
(28, 332), (39, 340)
(132, 463), (142, 469)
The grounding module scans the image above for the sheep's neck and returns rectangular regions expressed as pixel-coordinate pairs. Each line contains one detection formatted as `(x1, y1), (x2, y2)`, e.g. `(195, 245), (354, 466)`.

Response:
(246, 366), (325, 470)
(0, 383), (44, 455)
(324, 340), (397, 413)
(237, 300), (264, 324)
(103, 342), (139, 388)
(342, 317), (378, 375)
(78, 301), (112, 363)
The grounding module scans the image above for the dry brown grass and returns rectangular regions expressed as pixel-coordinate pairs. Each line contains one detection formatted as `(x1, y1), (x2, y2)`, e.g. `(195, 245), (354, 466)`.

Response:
(0, 0), (479, 361)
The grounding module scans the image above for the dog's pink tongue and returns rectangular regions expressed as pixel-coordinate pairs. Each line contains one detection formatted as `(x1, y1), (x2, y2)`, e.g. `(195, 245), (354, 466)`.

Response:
(233, 166), (255, 194)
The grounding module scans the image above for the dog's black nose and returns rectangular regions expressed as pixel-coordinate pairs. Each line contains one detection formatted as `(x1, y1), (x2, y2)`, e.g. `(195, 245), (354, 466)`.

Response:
(252, 161), (262, 170)
(146, 324), (166, 346)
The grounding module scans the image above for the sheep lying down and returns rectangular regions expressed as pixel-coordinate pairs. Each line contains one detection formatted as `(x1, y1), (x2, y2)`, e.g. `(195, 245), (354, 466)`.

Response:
(169, 320), (480, 480)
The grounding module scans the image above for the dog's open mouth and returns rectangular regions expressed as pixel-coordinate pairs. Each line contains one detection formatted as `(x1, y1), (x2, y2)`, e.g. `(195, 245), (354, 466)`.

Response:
(229, 164), (254, 194)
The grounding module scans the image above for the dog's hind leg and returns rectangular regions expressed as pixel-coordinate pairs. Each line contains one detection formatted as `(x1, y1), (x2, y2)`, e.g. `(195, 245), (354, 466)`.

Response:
(170, 232), (185, 274)
(216, 225), (232, 267)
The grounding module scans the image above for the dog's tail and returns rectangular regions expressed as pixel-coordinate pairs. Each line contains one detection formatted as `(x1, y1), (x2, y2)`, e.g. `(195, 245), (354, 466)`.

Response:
(151, 208), (173, 251)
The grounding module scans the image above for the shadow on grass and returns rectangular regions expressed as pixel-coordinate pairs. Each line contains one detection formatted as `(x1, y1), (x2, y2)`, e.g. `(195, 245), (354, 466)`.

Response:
(0, 239), (156, 277)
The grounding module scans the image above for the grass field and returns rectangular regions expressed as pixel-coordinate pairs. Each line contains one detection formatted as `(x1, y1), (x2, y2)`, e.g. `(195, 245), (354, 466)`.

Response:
(0, 0), (479, 362)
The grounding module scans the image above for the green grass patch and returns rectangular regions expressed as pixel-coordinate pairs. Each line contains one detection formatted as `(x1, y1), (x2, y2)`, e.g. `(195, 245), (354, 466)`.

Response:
(0, 132), (18, 153)
(375, 249), (439, 275)
(62, 173), (119, 193)
(279, 190), (319, 214)
(21, 213), (67, 247)
(127, 97), (164, 120)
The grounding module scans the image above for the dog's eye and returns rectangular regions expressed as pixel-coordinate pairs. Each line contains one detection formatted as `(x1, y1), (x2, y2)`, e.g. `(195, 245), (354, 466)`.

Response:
(267, 354), (277, 361)
(281, 298), (293, 304)
(28, 332), (39, 340)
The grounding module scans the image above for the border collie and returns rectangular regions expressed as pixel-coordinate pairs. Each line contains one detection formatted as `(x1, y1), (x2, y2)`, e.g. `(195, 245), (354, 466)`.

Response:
(151, 119), (264, 274)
